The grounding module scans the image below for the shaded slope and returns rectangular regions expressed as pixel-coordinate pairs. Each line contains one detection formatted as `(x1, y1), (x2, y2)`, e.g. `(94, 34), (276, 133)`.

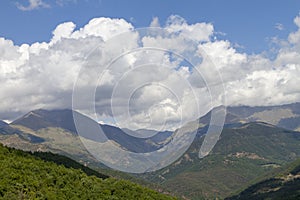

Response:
(0, 120), (8, 127)
(12, 109), (78, 133)
(0, 122), (45, 144)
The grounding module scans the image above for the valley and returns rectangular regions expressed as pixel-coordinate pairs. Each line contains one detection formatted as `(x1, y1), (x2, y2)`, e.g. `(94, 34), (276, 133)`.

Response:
(0, 102), (299, 199)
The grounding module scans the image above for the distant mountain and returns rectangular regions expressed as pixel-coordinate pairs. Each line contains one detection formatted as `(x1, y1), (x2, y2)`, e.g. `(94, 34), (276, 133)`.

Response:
(10, 109), (173, 153)
(0, 120), (8, 127)
(226, 158), (300, 200)
(9, 102), (300, 150)
(12, 109), (78, 133)
(196, 102), (300, 137)
(141, 122), (300, 199)
(122, 128), (173, 139)
(227, 102), (300, 131)
(100, 124), (172, 153)
(0, 119), (45, 143)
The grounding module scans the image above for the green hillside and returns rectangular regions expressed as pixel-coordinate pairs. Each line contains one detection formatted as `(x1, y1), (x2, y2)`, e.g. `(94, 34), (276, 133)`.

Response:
(226, 158), (300, 200)
(141, 122), (300, 199)
(31, 151), (109, 179)
(2, 108), (300, 199)
(0, 143), (175, 200)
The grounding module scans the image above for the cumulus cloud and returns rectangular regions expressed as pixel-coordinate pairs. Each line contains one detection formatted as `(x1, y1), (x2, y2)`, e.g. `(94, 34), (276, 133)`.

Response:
(150, 17), (161, 27)
(16, 0), (50, 11)
(288, 15), (300, 44)
(165, 15), (214, 42)
(1, 14), (300, 130)
(51, 22), (76, 44)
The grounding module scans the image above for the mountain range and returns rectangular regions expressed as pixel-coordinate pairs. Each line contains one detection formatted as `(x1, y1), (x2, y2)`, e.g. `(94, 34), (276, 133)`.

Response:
(10, 109), (172, 153)
(226, 102), (300, 131)
(0, 102), (300, 199)
(142, 121), (300, 199)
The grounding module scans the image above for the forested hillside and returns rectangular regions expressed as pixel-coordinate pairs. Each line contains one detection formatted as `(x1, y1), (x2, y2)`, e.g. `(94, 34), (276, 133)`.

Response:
(226, 158), (300, 200)
(0, 144), (175, 200)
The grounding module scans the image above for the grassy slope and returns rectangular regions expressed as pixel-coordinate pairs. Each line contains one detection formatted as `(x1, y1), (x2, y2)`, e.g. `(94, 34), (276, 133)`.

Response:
(0, 125), (176, 197)
(0, 143), (176, 200)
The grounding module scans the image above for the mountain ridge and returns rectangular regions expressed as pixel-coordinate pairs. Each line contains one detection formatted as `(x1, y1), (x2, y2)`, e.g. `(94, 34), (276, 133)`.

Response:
(140, 121), (300, 199)
(1, 103), (300, 199)
(11, 109), (174, 153)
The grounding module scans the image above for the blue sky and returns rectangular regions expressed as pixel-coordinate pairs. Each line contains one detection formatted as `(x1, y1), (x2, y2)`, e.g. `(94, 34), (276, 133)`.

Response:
(1, 0), (300, 126)
(1, 0), (300, 53)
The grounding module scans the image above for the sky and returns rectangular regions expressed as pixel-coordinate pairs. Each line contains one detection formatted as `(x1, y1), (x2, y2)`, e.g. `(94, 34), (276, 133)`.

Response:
(1, 0), (300, 53)
(0, 0), (300, 130)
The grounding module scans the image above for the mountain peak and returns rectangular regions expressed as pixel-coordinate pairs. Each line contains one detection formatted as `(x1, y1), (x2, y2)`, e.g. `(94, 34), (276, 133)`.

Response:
(12, 108), (77, 133)
(23, 111), (43, 119)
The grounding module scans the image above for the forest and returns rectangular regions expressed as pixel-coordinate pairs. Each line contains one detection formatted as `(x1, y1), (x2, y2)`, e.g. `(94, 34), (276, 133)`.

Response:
(0, 144), (175, 200)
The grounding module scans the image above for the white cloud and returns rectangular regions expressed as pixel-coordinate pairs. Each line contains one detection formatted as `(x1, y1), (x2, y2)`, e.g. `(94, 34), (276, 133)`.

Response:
(51, 22), (76, 44)
(16, 0), (50, 11)
(1, 14), (300, 130)
(70, 18), (133, 41)
(165, 15), (214, 42)
(288, 15), (300, 44)
(150, 17), (161, 27)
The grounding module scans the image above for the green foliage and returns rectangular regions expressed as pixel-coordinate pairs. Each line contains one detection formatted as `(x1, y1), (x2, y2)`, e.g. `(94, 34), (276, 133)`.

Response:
(141, 122), (300, 199)
(226, 158), (300, 200)
(0, 144), (175, 200)
(31, 151), (109, 179)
